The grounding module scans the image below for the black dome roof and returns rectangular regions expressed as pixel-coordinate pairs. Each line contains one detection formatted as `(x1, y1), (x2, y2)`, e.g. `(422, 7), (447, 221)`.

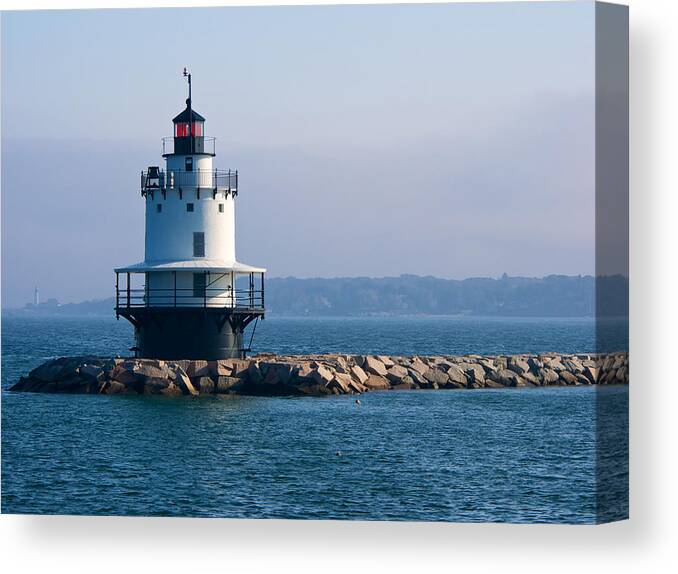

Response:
(172, 100), (205, 123)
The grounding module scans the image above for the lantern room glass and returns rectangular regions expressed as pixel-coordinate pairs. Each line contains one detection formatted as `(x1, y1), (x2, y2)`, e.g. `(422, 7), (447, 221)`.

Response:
(174, 121), (204, 137)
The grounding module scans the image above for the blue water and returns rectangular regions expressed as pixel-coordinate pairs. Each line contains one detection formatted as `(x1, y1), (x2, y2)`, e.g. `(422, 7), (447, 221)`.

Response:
(1, 315), (628, 523)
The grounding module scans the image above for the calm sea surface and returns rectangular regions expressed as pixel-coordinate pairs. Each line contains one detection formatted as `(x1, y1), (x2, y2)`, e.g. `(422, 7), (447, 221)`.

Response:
(1, 315), (628, 523)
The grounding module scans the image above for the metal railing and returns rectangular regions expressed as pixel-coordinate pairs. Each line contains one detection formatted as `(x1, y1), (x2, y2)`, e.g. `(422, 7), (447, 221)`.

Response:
(117, 287), (264, 309)
(115, 271), (265, 312)
(141, 169), (238, 194)
(162, 136), (216, 156)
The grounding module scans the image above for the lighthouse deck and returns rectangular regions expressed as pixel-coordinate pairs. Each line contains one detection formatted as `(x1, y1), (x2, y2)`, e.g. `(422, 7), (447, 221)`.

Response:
(141, 168), (237, 196)
(115, 282), (265, 336)
(115, 272), (264, 313)
(115, 287), (264, 311)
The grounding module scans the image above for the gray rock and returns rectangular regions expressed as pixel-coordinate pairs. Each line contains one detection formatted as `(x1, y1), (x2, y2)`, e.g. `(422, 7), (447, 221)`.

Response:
(576, 373), (591, 385)
(216, 376), (244, 393)
(527, 357), (543, 371)
(409, 359), (429, 376)
(143, 377), (171, 395)
(262, 366), (280, 385)
(196, 376), (215, 394)
(79, 364), (105, 382)
(186, 360), (210, 378)
(559, 371), (579, 385)
(310, 365), (334, 385)
(547, 359), (566, 372)
(446, 364), (467, 386)
(493, 369), (522, 387)
(9, 377), (28, 392)
(296, 378), (330, 395)
(386, 364), (409, 383)
(539, 368), (560, 385)
(137, 363), (170, 379)
(209, 360), (233, 378)
(583, 366), (599, 384)
(363, 375), (390, 390)
(247, 362), (264, 384)
(390, 379), (417, 390)
(111, 365), (142, 385)
(478, 359), (498, 374)
(269, 364), (293, 384)
(522, 371), (541, 386)
(228, 359), (251, 377)
(462, 364), (486, 388)
(484, 379), (505, 388)
(30, 361), (66, 383)
(103, 381), (127, 395)
(465, 371), (484, 389)
(401, 375), (417, 387)
(406, 368), (428, 387)
(176, 370), (198, 396)
(364, 356), (388, 377)
(613, 354), (626, 369)
(507, 358), (530, 375)
(56, 377), (87, 393)
(350, 365), (369, 384)
(563, 358), (584, 373)
(163, 384), (183, 396)
(444, 378), (467, 389)
(329, 373), (353, 393)
(423, 368), (449, 386)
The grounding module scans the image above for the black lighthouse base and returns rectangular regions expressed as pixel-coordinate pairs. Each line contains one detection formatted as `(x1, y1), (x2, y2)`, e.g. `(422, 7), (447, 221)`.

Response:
(116, 308), (263, 360)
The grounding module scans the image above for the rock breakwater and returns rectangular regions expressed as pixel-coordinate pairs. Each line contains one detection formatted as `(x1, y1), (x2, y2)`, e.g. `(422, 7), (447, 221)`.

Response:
(10, 352), (629, 397)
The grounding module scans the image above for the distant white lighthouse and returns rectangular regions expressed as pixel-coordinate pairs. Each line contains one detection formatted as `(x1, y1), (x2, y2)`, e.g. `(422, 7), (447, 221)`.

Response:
(115, 71), (265, 360)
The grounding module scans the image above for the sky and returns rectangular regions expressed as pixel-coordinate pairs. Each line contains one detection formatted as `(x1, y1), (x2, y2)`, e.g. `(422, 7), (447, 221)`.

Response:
(1, 2), (597, 307)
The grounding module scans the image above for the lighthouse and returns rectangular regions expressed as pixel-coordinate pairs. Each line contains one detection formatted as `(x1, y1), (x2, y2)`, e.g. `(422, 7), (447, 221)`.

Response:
(115, 71), (265, 360)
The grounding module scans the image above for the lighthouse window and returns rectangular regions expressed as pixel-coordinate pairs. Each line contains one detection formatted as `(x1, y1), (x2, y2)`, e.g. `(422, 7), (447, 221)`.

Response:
(175, 122), (190, 137)
(193, 273), (206, 298)
(193, 232), (205, 257)
(186, 203), (194, 212)
(218, 203), (224, 213)
(185, 157), (193, 172)
(156, 204), (162, 213)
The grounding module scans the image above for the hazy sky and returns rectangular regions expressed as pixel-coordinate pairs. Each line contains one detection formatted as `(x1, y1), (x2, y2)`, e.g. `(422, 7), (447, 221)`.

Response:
(1, 2), (596, 307)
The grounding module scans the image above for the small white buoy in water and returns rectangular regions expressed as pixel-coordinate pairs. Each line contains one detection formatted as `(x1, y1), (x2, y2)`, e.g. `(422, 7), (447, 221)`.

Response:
(336, 451), (342, 457)
(355, 399), (361, 406)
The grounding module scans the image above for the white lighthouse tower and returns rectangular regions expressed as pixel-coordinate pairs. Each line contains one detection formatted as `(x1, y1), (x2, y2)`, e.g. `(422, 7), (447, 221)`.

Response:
(115, 71), (265, 360)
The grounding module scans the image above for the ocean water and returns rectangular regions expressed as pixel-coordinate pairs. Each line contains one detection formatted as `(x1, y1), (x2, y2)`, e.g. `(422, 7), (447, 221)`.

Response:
(1, 315), (628, 523)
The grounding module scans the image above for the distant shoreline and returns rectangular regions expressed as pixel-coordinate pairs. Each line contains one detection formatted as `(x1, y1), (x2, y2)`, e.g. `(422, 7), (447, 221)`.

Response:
(3, 274), (628, 318)
(2, 310), (629, 320)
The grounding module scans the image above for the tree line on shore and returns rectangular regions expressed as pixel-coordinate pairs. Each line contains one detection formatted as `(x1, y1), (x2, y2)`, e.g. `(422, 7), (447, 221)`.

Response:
(10, 274), (628, 318)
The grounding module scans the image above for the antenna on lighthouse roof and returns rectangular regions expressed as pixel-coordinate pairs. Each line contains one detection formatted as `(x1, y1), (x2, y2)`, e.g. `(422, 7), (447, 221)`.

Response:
(183, 67), (191, 104)
(183, 67), (193, 152)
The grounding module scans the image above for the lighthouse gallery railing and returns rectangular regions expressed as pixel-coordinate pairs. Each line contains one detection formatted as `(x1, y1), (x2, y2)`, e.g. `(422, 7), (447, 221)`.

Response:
(115, 279), (264, 311)
(141, 169), (238, 195)
(161, 136), (216, 156)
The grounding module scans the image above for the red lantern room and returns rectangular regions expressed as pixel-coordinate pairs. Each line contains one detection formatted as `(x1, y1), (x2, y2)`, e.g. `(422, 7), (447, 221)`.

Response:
(173, 104), (205, 137)
(170, 99), (209, 155)
(161, 70), (215, 156)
